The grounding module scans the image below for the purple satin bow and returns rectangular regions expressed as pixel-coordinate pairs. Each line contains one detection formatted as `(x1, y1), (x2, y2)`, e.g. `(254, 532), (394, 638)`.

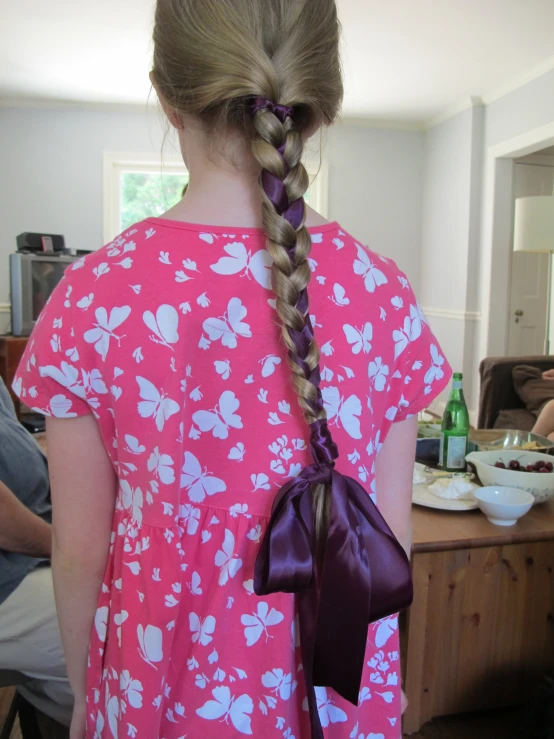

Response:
(252, 101), (414, 739)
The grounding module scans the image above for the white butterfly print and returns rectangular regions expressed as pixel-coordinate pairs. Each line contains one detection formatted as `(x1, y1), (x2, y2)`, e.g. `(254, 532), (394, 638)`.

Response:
(76, 293), (94, 310)
(424, 344), (445, 384)
(93, 262), (110, 280)
(247, 525), (262, 543)
(303, 687), (347, 728)
(39, 361), (85, 398)
(143, 305), (179, 350)
(179, 504), (201, 535)
(374, 615), (398, 648)
(196, 686), (253, 735)
(197, 292), (210, 308)
(259, 355), (282, 377)
(343, 323), (372, 354)
(261, 669), (297, 700)
(188, 571), (202, 596)
(322, 387), (362, 439)
(48, 394), (77, 418)
(368, 357), (389, 392)
(136, 377), (180, 432)
(215, 360), (231, 380)
(81, 369), (108, 395)
(241, 602), (284, 646)
(192, 390), (243, 440)
(392, 304), (423, 359)
(211, 242), (272, 289)
(180, 451), (227, 503)
(215, 529), (243, 586)
(329, 283), (350, 307)
(203, 298), (251, 349)
(228, 442), (245, 462)
(353, 244), (388, 293)
(84, 306), (131, 361)
(321, 341), (334, 356)
(391, 295), (404, 310)
(120, 480), (143, 523)
(120, 671), (143, 709)
(190, 613), (216, 646)
(147, 448), (175, 485)
(137, 624), (163, 669)
(251, 473), (271, 491)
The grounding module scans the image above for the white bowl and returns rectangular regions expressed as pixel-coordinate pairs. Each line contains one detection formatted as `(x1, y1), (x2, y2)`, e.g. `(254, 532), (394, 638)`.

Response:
(473, 486), (534, 526)
(465, 450), (554, 504)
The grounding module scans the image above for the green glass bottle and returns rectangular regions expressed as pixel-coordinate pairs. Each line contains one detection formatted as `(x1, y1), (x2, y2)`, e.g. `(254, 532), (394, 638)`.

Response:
(440, 373), (470, 472)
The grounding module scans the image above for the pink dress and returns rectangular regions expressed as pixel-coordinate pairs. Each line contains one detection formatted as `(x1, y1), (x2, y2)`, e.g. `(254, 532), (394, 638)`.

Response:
(15, 219), (450, 739)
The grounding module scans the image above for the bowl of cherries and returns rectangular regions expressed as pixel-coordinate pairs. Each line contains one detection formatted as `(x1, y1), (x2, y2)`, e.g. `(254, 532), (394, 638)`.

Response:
(465, 450), (554, 504)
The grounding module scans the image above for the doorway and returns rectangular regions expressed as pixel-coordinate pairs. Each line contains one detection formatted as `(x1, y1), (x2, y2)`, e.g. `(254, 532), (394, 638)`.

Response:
(507, 159), (554, 356)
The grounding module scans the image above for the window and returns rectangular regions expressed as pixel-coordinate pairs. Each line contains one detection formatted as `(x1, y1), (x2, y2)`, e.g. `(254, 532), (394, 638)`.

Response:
(103, 152), (328, 243)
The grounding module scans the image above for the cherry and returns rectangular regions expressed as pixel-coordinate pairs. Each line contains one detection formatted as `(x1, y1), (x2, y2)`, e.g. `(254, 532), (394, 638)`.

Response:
(546, 462), (553, 472)
(509, 460), (521, 471)
(540, 467), (550, 473)
(495, 461), (506, 469)
(534, 461), (545, 470)
(527, 465), (536, 472)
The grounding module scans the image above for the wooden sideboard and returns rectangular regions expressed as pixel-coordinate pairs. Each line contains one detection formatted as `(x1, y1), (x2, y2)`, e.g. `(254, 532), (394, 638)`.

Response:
(0, 335), (29, 417)
(403, 501), (554, 733)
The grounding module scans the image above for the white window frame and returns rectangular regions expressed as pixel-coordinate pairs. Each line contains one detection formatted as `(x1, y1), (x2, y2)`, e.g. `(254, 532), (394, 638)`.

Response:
(103, 151), (329, 244)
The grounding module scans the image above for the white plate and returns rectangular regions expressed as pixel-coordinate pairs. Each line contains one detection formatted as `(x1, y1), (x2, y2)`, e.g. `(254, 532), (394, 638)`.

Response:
(412, 463), (479, 511)
(412, 484), (479, 511)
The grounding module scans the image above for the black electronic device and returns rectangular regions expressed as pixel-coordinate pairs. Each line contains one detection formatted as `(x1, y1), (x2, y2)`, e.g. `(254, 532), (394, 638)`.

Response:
(16, 232), (66, 254)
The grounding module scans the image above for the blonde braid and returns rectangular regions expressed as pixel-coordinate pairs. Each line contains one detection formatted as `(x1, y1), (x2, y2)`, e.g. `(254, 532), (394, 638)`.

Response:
(251, 106), (330, 542)
(251, 110), (325, 425)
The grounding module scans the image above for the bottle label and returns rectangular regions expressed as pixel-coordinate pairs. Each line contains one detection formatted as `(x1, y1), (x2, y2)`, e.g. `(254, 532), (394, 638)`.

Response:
(446, 435), (467, 469)
(452, 381), (463, 390)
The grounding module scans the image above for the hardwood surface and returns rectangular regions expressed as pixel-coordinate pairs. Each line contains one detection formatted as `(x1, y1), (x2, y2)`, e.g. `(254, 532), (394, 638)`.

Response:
(412, 499), (554, 552)
(403, 535), (554, 734)
(404, 706), (521, 738)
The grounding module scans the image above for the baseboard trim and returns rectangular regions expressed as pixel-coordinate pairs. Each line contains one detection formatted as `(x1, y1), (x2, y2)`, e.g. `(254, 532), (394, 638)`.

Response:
(422, 307), (481, 322)
(0, 303), (10, 314)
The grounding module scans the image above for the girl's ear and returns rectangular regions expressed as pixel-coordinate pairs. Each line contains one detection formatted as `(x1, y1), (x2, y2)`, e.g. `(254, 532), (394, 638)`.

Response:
(150, 71), (184, 130)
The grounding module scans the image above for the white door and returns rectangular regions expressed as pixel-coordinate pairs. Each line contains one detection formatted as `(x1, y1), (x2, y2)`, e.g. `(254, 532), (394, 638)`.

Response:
(507, 163), (554, 356)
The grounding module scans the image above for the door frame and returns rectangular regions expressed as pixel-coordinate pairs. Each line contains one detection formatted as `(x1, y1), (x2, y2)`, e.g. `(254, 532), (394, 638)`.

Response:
(479, 121), (554, 362)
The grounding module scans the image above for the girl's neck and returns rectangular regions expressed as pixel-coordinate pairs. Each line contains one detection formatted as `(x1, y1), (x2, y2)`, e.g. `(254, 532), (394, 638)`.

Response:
(162, 157), (329, 230)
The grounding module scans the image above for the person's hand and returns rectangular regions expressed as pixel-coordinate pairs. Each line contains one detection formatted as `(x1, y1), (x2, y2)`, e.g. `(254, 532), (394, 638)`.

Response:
(542, 369), (554, 380)
(401, 688), (409, 714)
(70, 700), (87, 739)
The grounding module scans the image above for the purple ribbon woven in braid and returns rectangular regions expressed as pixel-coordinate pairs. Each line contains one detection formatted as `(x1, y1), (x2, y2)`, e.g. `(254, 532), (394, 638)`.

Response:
(251, 97), (413, 739)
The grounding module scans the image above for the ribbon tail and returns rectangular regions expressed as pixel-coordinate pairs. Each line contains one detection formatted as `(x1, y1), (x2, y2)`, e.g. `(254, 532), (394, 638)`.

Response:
(312, 471), (371, 704)
(299, 587), (325, 739)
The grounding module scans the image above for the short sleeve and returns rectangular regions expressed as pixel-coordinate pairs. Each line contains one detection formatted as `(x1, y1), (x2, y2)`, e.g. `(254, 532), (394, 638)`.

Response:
(12, 275), (93, 419)
(386, 280), (452, 424)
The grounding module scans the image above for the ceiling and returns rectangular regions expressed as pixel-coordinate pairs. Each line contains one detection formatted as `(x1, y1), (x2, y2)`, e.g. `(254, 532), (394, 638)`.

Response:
(1, 0), (554, 126)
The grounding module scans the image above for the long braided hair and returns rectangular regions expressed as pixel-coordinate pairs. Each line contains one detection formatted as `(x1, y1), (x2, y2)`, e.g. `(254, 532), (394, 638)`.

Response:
(153, 0), (343, 544)
(153, 3), (413, 737)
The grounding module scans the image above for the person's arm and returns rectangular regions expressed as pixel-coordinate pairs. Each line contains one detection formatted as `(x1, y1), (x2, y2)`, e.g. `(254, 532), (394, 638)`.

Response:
(0, 479), (52, 557)
(46, 415), (117, 707)
(375, 415), (417, 716)
(375, 415), (417, 560)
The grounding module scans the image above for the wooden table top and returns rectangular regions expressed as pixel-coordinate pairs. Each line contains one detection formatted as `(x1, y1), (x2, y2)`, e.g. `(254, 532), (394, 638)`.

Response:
(412, 498), (554, 553)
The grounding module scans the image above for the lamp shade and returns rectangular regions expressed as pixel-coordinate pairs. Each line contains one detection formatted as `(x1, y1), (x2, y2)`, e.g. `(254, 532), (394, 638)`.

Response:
(514, 196), (554, 253)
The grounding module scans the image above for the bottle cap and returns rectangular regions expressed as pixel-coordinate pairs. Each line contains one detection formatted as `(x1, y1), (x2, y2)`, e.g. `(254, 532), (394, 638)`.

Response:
(453, 372), (463, 381)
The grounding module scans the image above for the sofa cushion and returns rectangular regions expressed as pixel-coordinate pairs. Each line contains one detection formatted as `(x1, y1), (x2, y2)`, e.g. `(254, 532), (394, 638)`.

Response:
(512, 364), (554, 414)
(494, 408), (537, 431)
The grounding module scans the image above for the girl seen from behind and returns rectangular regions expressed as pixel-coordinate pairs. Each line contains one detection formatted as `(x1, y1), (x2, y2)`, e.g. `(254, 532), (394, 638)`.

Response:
(14, 1), (451, 737)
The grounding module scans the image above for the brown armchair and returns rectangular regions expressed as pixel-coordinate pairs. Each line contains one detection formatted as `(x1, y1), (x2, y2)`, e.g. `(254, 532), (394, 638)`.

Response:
(478, 356), (554, 429)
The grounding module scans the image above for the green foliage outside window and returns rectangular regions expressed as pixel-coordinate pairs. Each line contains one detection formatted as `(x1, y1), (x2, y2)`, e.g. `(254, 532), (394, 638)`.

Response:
(120, 172), (189, 231)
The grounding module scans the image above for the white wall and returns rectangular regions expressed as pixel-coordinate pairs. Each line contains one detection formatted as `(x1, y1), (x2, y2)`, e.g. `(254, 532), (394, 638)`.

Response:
(325, 124), (424, 287)
(486, 68), (554, 148)
(419, 104), (485, 414)
(0, 106), (425, 334)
